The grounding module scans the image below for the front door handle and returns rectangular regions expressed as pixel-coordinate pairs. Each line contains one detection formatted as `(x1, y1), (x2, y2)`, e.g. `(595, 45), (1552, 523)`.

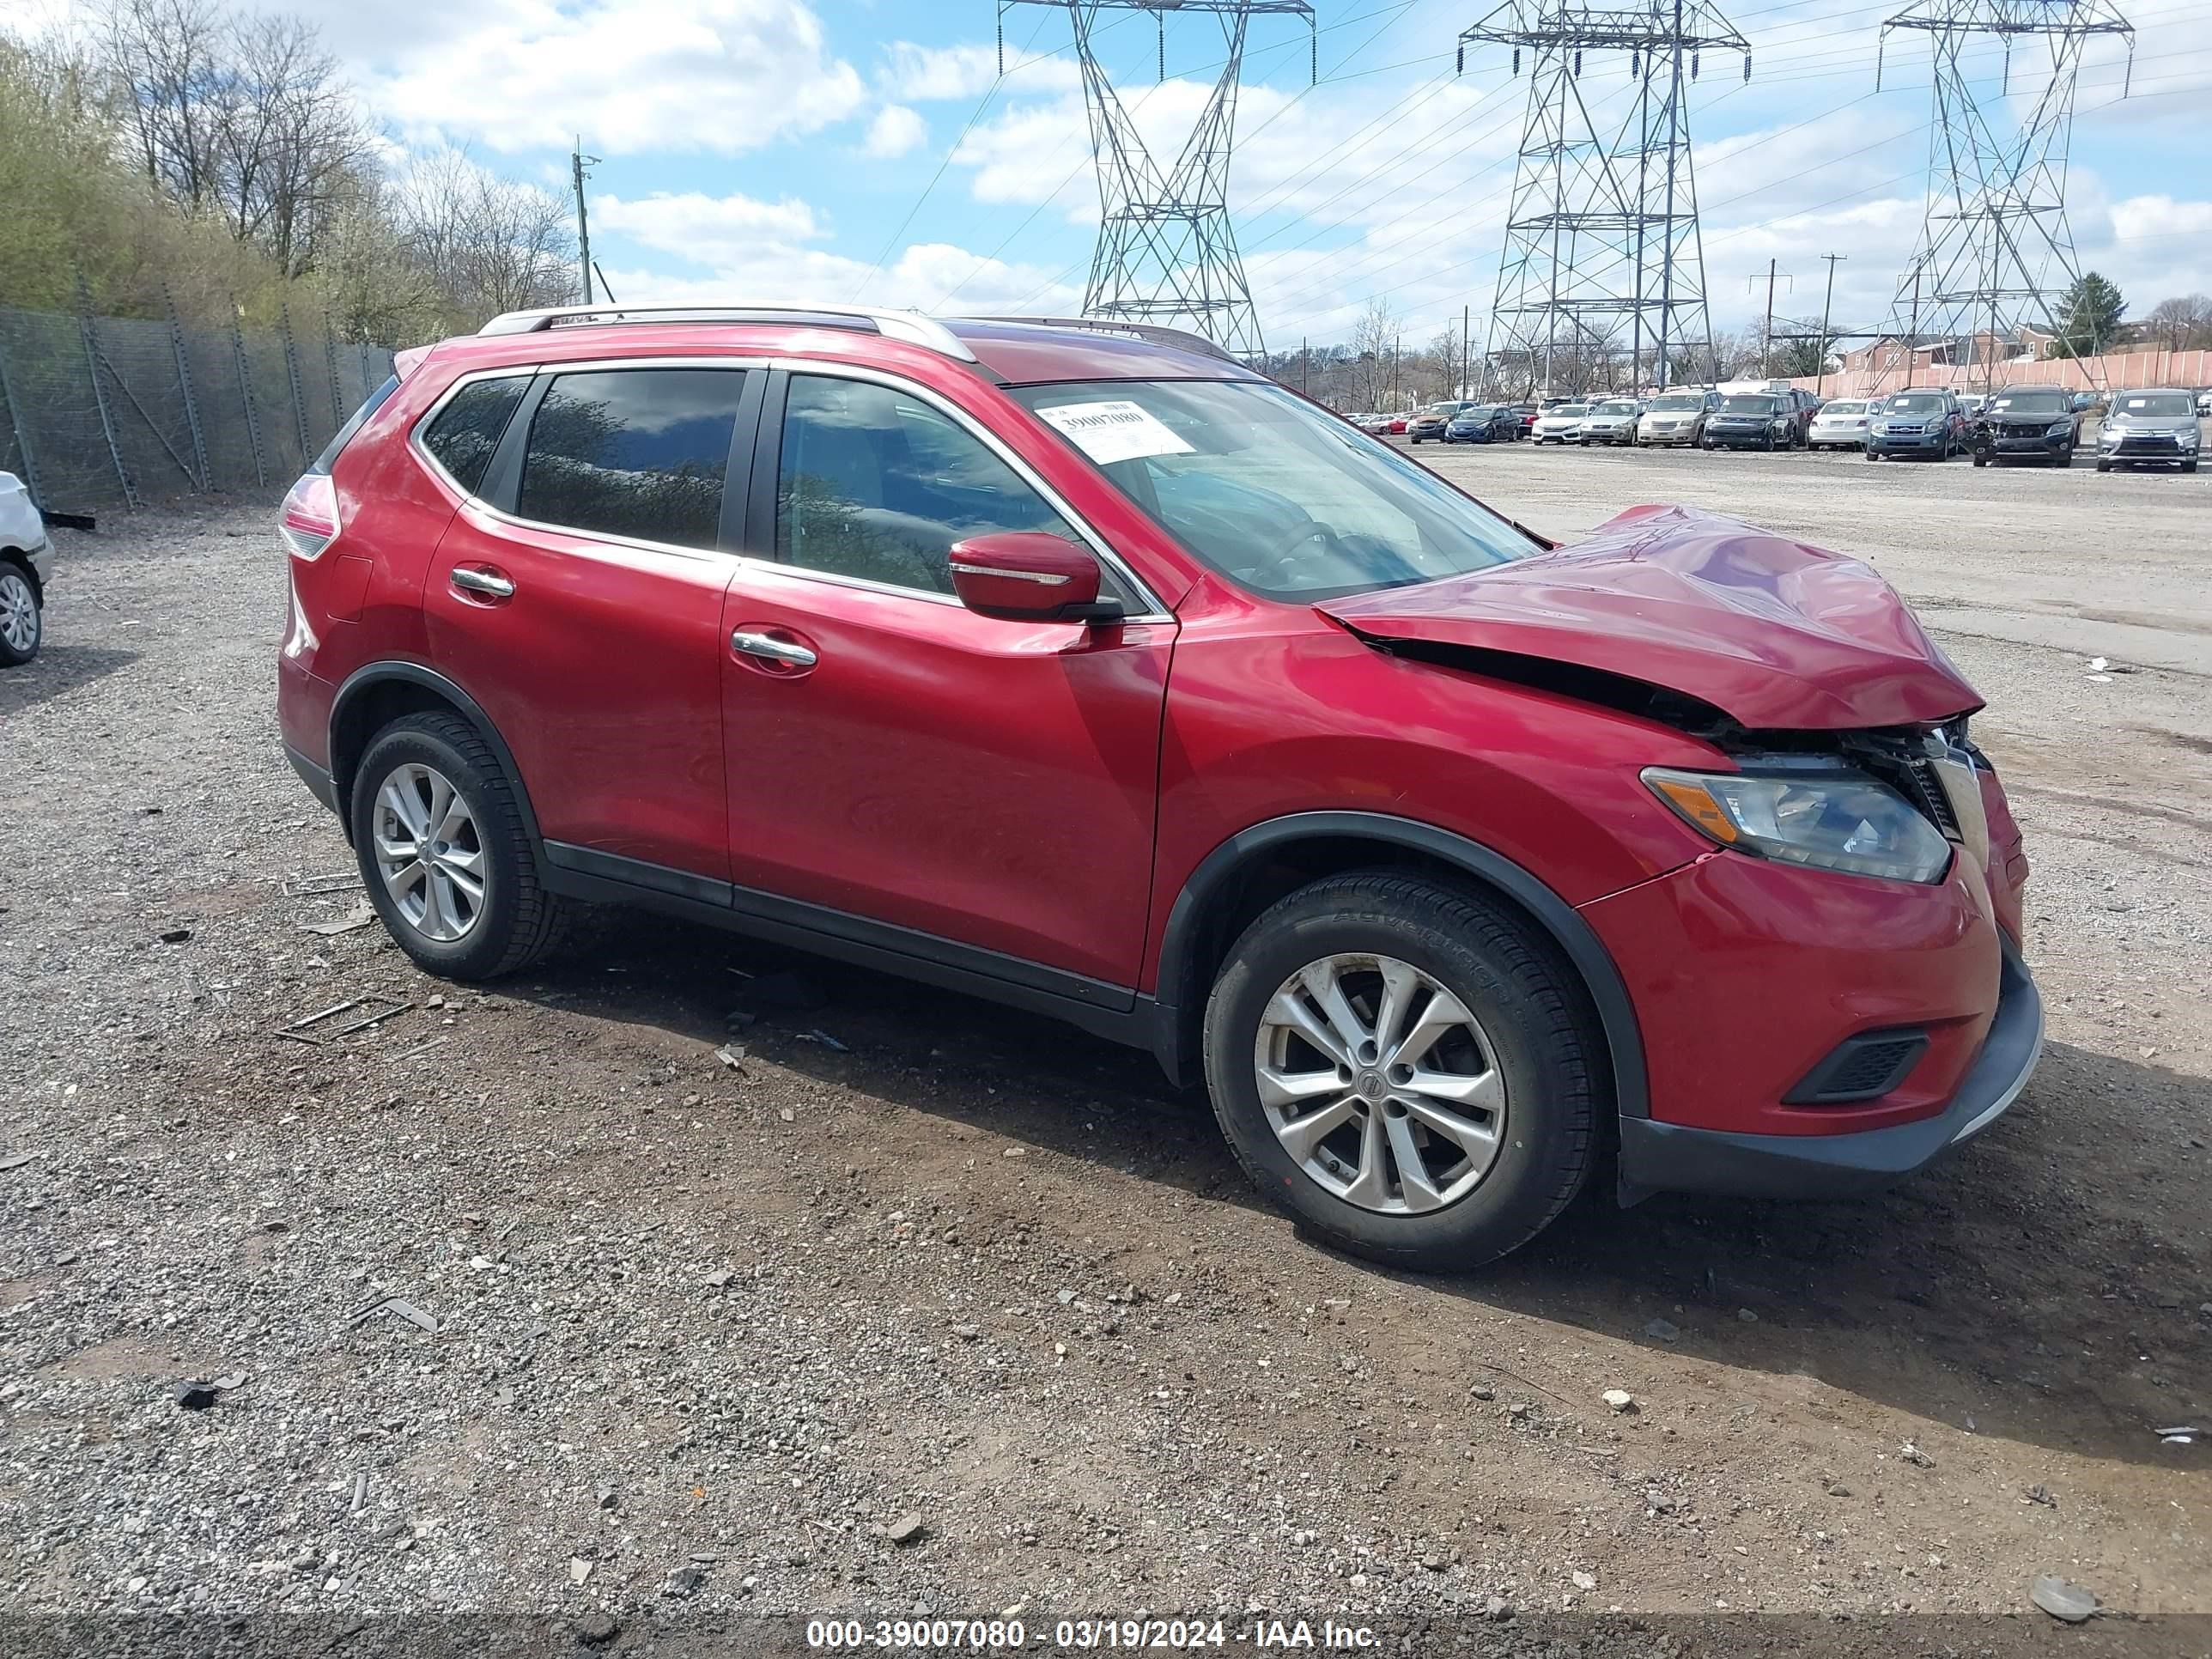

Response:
(731, 629), (817, 669)
(450, 567), (515, 599)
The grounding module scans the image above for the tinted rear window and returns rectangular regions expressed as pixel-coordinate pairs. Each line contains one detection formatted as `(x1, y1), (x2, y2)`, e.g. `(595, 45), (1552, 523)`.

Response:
(420, 377), (529, 497)
(516, 368), (747, 550)
(312, 374), (400, 474)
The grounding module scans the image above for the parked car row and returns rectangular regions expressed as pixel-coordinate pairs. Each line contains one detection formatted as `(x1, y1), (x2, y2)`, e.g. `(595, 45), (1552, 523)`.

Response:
(1357, 383), (2203, 474)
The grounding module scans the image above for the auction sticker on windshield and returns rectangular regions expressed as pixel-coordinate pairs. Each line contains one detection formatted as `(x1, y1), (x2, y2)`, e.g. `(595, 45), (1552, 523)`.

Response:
(1036, 400), (1195, 465)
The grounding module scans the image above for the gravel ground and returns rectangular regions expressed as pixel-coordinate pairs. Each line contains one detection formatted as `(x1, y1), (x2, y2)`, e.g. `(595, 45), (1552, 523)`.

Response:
(1, 452), (2206, 1655)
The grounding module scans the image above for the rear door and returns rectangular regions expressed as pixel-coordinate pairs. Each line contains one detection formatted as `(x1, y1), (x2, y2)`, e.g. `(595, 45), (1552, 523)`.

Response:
(714, 366), (1176, 991)
(423, 362), (761, 888)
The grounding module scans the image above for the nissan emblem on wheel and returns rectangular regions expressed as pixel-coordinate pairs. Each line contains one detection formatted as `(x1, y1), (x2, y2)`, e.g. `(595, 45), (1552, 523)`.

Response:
(276, 303), (2039, 1271)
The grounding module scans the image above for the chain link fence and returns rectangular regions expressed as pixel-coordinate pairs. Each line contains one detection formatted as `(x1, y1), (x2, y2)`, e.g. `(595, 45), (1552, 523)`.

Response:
(0, 302), (398, 517)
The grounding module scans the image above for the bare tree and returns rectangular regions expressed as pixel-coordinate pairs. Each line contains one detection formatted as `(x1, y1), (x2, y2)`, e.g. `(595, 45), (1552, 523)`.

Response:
(2146, 294), (2212, 354)
(1351, 298), (1399, 409)
(393, 149), (576, 325)
(100, 0), (376, 276)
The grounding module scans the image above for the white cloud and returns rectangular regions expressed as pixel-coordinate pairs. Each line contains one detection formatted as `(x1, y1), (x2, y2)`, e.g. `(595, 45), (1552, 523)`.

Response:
(595, 191), (823, 265)
(363, 0), (866, 155)
(860, 105), (927, 160)
(589, 189), (1078, 313)
(877, 40), (1079, 102)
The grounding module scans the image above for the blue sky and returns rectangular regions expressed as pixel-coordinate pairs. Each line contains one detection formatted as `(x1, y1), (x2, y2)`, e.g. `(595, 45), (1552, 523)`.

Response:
(28, 0), (2212, 349)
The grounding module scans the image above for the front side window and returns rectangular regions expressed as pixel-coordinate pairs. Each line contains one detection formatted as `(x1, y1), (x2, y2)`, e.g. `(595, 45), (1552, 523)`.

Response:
(1011, 378), (1541, 603)
(420, 376), (528, 497)
(516, 368), (746, 551)
(776, 374), (1091, 597)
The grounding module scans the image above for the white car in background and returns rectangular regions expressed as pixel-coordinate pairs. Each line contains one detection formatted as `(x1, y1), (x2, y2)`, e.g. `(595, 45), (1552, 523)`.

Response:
(1530, 402), (1589, 444)
(0, 470), (52, 665)
(1808, 398), (1878, 450)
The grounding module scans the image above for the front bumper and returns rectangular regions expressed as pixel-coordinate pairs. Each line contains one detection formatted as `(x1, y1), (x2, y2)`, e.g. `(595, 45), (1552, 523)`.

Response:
(1617, 942), (2041, 1200)
(2101, 433), (2196, 463)
(1983, 430), (2071, 460)
(1638, 425), (1697, 446)
(1706, 424), (1783, 447)
(1869, 429), (1949, 455)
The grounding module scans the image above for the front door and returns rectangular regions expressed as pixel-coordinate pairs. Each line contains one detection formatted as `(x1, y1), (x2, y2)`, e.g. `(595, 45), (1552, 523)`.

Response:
(718, 368), (1174, 991)
(424, 364), (757, 886)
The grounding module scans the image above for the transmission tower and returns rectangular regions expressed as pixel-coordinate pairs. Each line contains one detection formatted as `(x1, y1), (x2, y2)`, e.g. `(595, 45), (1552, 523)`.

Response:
(999, 1), (1315, 357)
(1460, 1), (1749, 394)
(1875, 0), (2134, 392)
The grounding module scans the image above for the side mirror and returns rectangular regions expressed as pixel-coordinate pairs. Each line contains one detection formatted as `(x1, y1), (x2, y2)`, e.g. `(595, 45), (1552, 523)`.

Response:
(948, 531), (1116, 623)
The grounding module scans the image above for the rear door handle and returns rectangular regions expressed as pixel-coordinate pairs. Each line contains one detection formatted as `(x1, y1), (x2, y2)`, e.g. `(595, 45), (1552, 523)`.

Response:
(731, 629), (817, 668)
(450, 567), (515, 599)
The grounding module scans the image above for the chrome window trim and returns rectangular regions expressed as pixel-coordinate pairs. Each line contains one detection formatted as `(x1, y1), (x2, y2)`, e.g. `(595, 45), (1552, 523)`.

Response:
(408, 354), (1174, 621)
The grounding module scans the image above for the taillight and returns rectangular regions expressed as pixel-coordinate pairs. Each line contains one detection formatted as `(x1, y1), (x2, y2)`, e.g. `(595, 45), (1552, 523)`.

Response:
(279, 473), (340, 560)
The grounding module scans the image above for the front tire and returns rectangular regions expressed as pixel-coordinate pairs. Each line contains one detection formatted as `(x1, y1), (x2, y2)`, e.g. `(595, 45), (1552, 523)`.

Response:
(1201, 872), (1600, 1272)
(350, 712), (568, 981)
(0, 565), (40, 665)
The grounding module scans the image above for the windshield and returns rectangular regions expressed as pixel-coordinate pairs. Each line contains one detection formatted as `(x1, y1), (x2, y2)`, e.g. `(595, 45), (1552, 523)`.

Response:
(1546, 404), (1588, 418)
(1649, 393), (1703, 410)
(1594, 400), (1637, 416)
(1989, 392), (2066, 414)
(1012, 380), (1542, 601)
(1820, 400), (1866, 416)
(2115, 392), (2194, 416)
(1454, 405), (1498, 419)
(1719, 395), (1778, 414)
(1887, 393), (1944, 413)
(1419, 403), (1459, 417)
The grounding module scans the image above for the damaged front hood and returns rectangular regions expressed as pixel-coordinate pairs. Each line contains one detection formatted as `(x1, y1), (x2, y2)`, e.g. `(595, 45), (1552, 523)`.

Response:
(1319, 503), (1981, 731)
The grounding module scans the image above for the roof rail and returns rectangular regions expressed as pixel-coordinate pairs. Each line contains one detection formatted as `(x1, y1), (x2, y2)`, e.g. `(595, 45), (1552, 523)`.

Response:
(474, 302), (979, 363)
(963, 314), (1243, 365)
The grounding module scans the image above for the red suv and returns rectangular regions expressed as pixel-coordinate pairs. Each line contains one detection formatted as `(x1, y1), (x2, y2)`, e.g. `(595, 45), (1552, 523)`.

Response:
(277, 304), (2040, 1270)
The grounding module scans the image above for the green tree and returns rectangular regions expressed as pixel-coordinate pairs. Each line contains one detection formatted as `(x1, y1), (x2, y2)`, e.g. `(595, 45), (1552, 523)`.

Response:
(2048, 271), (2126, 358)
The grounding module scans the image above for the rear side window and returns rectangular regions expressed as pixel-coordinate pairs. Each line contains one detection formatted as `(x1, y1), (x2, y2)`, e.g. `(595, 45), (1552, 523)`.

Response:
(420, 377), (529, 497)
(516, 368), (747, 551)
(312, 374), (400, 474)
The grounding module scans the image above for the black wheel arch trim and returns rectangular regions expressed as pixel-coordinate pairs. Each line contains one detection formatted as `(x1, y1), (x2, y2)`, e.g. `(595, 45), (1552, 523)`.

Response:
(1152, 810), (1650, 1119)
(326, 660), (544, 846)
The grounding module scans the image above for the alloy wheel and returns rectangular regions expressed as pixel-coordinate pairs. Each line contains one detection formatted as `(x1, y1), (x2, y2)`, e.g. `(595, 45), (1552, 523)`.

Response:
(372, 763), (489, 942)
(0, 570), (35, 654)
(1254, 952), (1507, 1215)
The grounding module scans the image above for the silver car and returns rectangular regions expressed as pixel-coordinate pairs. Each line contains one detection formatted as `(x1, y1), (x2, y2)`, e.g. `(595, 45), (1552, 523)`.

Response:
(1807, 398), (1875, 450)
(1530, 402), (1589, 444)
(2095, 388), (2202, 473)
(1576, 397), (1643, 447)
(1635, 389), (1717, 447)
(0, 469), (52, 665)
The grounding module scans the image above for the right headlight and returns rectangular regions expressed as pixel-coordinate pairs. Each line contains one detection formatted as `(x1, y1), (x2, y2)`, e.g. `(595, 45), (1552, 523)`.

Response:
(1643, 766), (1953, 884)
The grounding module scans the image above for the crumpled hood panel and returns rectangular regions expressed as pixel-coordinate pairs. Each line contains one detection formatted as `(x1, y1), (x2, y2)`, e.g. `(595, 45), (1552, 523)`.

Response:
(1317, 503), (1983, 731)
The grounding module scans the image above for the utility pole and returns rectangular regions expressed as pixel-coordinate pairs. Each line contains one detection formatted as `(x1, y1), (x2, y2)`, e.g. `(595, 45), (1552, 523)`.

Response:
(1815, 252), (1845, 397)
(571, 142), (600, 306)
(1300, 337), (1308, 395)
(1462, 304), (1471, 397)
(1750, 260), (1793, 378)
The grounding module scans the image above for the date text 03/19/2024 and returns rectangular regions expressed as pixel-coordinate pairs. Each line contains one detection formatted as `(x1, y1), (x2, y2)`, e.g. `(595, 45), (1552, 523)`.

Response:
(804, 1617), (1381, 1650)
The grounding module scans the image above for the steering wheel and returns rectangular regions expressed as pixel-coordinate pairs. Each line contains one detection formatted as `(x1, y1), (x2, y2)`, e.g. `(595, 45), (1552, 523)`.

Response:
(1262, 518), (1340, 580)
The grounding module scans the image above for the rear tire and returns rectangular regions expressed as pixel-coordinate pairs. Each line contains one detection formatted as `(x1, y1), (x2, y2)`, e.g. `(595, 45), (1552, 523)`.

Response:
(350, 712), (568, 981)
(1201, 872), (1600, 1272)
(0, 564), (40, 666)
